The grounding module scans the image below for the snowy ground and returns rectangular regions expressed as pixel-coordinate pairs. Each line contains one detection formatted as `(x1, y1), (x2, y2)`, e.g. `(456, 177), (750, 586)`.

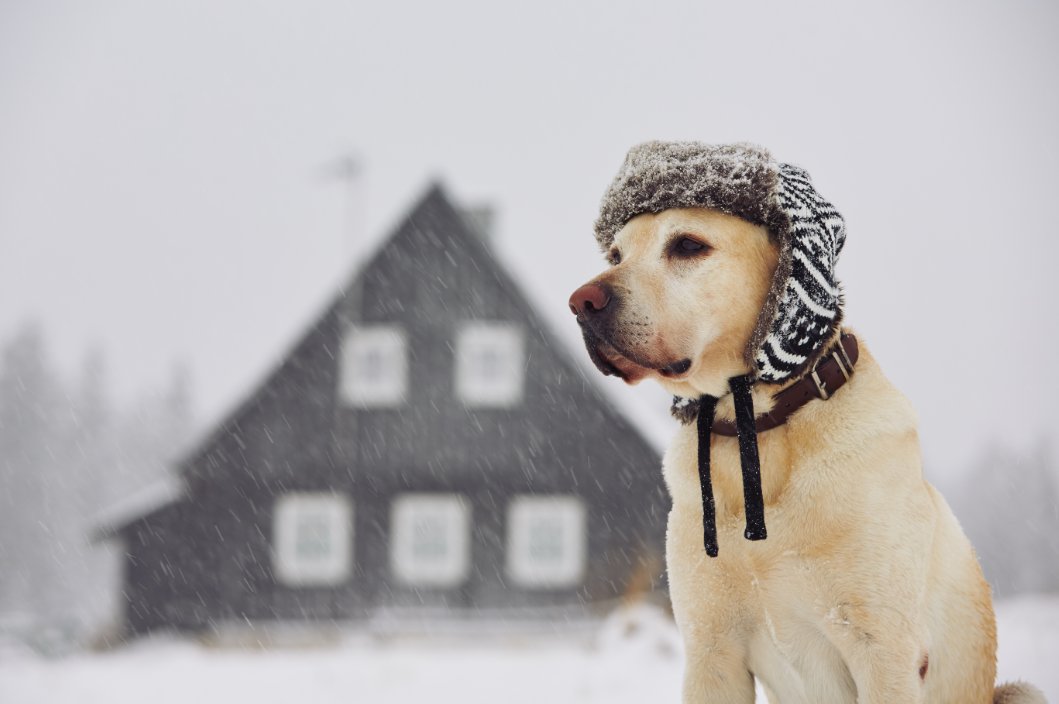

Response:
(1, 596), (1056, 703)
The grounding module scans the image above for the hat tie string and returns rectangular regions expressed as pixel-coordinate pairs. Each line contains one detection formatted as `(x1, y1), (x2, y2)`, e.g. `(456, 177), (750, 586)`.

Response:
(696, 375), (768, 557)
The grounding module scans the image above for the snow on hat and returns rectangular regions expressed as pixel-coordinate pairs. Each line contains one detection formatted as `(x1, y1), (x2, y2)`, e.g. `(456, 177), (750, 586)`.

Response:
(593, 141), (847, 384)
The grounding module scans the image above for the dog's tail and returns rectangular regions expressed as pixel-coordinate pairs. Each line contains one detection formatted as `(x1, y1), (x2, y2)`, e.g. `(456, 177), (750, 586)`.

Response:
(994, 681), (1048, 704)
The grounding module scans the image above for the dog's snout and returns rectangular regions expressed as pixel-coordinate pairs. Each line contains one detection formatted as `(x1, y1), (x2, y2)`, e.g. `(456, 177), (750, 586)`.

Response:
(569, 283), (611, 318)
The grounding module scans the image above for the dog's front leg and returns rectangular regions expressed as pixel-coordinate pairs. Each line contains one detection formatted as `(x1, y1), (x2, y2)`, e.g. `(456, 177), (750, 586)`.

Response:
(668, 503), (756, 704)
(822, 605), (924, 703)
(680, 624), (756, 704)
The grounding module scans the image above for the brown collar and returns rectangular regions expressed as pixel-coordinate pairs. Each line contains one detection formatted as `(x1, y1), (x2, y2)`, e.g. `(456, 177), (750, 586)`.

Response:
(711, 333), (859, 437)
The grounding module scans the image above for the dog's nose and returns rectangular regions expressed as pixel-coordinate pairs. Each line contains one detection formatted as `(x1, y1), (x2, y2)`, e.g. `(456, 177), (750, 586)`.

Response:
(569, 283), (611, 318)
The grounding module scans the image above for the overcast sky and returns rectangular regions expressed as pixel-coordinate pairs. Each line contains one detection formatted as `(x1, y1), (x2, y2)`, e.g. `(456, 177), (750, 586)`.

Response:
(1, 0), (1057, 480)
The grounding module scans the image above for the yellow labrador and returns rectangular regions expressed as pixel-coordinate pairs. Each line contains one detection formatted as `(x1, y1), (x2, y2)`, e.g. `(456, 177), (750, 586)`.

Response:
(570, 143), (1043, 704)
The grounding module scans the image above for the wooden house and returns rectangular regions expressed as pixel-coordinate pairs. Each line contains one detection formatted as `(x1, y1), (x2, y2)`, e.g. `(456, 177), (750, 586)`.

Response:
(107, 185), (667, 636)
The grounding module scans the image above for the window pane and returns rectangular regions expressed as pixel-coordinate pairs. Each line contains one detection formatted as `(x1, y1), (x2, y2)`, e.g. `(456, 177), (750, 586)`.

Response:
(294, 514), (332, 560)
(479, 349), (502, 382)
(362, 348), (384, 383)
(411, 515), (449, 559)
(527, 517), (565, 561)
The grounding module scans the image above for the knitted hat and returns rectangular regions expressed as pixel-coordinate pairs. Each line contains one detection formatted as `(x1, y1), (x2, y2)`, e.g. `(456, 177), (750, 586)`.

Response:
(594, 141), (847, 384)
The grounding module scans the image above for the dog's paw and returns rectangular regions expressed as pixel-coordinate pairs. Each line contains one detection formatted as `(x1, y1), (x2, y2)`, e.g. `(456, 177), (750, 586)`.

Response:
(994, 681), (1048, 704)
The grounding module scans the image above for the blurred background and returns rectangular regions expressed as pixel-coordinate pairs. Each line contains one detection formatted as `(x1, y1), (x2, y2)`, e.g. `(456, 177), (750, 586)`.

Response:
(1, 0), (1057, 701)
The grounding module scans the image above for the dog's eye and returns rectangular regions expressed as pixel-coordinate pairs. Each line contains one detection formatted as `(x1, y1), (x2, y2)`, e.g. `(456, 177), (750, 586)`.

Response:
(609, 250), (621, 265)
(677, 238), (705, 253)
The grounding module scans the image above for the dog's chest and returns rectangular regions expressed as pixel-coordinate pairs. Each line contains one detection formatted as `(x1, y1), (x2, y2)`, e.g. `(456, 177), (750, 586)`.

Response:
(743, 577), (859, 703)
(665, 423), (861, 702)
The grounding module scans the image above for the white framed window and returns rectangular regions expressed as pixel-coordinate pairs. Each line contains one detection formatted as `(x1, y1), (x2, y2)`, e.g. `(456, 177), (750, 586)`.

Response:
(506, 495), (586, 589)
(390, 493), (471, 587)
(339, 325), (408, 407)
(272, 493), (352, 587)
(454, 321), (524, 407)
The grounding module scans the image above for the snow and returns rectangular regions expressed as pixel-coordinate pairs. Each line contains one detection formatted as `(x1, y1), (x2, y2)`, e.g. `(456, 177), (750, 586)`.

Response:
(995, 595), (1059, 698)
(1, 598), (1056, 703)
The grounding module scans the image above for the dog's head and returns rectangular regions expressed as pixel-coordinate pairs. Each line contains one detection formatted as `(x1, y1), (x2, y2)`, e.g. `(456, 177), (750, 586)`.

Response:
(572, 141), (847, 396)
(570, 206), (779, 400)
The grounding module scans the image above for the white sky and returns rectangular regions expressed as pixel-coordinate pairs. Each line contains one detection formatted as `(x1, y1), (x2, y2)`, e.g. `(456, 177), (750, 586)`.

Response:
(1, 0), (1056, 480)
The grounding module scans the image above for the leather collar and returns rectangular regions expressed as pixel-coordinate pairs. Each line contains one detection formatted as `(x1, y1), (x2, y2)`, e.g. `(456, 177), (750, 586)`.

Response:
(707, 332), (859, 436)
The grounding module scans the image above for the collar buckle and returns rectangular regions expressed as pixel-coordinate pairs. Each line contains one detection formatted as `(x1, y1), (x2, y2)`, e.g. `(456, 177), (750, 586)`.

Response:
(810, 337), (855, 400)
(835, 341), (854, 379)
(810, 365), (829, 400)
(833, 348), (851, 382)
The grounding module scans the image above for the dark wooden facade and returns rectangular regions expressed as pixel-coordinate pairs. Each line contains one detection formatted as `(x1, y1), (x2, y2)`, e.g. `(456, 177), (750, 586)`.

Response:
(115, 185), (666, 635)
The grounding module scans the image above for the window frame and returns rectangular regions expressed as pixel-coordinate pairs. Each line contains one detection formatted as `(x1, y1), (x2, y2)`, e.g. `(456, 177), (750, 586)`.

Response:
(454, 321), (525, 407)
(505, 494), (587, 589)
(272, 492), (353, 587)
(390, 493), (472, 588)
(338, 325), (408, 408)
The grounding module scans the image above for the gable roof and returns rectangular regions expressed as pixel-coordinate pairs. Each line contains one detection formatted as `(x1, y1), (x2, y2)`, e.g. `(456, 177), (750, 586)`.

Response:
(106, 183), (657, 533)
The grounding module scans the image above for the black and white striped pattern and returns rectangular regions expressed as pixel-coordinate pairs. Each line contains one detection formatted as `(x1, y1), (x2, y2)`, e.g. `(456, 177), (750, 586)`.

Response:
(754, 164), (846, 382)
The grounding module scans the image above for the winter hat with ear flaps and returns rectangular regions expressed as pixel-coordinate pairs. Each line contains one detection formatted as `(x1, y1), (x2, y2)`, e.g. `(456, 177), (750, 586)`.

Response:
(593, 141), (848, 556)
(594, 141), (847, 383)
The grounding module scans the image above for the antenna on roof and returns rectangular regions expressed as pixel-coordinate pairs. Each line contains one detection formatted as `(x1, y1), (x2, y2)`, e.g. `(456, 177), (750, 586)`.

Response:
(320, 154), (366, 265)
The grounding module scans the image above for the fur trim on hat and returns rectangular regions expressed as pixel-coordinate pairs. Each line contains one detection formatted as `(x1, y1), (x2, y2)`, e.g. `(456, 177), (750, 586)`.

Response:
(594, 141), (846, 384)
(593, 142), (780, 249)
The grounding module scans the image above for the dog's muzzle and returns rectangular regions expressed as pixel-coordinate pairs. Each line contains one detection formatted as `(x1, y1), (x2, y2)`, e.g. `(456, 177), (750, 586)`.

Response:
(579, 325), (623, 378)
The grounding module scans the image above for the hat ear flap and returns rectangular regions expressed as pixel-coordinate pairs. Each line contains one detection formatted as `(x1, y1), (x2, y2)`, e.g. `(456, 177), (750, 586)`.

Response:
(752, 164), (846, 383)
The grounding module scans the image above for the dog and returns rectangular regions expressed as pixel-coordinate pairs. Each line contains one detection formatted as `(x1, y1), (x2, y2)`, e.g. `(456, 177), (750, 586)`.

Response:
(569, 142), (1044, 703)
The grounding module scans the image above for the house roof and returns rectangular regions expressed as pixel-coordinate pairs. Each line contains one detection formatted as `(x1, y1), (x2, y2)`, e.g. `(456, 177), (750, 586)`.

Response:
(91, 475), (185, 541)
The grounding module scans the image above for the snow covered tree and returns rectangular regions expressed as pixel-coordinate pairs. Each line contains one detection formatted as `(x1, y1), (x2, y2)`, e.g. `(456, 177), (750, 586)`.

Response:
(113, 361), (194, 502)
(0, 324), (71, 624)
(0, 323), (197, 648)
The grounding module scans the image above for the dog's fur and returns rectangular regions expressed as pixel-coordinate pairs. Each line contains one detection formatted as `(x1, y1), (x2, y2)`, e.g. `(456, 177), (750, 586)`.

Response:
(572, 207), (1045, 703)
